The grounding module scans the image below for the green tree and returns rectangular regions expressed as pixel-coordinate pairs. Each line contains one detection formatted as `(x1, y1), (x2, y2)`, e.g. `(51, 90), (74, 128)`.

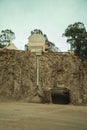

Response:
(63, 22), (87, 58)
(0, 29), (15, 48)
(31, 29), (43, 35)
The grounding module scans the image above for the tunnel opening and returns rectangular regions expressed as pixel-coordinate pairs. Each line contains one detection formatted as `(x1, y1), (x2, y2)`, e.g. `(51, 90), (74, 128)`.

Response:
(51, 88), (70, 104)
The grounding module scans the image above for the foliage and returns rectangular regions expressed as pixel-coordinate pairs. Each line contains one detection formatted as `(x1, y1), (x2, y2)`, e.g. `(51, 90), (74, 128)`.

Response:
(31, 29), (43, 35)
(0, 43), (6, 48)
(63, 22), (87, 58)
(25, 44), (28, 51)
(0, 29), (15, 48)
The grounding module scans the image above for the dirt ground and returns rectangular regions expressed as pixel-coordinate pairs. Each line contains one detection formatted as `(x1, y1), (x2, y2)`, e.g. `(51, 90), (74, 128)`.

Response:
(0, 103), (87, 130)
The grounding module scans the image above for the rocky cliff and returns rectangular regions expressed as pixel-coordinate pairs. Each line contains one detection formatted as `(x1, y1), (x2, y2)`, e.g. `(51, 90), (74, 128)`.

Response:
(0, 49), (87, 104)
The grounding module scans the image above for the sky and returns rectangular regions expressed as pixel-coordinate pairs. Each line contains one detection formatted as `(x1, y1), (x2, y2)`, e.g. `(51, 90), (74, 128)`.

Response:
(0, 0), (87, 51)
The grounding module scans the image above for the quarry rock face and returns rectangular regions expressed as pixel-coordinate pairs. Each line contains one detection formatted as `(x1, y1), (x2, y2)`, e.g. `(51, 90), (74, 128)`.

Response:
(0, 49), (87, 104)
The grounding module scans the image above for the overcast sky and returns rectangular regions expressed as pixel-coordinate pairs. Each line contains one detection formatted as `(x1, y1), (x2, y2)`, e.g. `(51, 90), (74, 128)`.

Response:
(0, 0), (87, 51)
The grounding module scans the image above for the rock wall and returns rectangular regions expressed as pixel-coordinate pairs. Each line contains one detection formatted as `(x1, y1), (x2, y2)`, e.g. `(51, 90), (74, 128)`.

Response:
(0, 49), (87, 104)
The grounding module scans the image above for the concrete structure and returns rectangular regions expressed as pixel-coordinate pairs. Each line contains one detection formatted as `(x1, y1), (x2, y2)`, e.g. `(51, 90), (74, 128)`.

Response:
(27, 34), (45, 53)
(25, 31), (61, 53)
(4, 43), (18, 50)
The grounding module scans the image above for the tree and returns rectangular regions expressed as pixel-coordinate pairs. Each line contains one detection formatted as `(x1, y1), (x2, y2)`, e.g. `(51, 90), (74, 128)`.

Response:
(0, 29), (15, 48)
(63, 22), (87, 58)
(43, 34), (48, 42)
(31, 29), (43, 35)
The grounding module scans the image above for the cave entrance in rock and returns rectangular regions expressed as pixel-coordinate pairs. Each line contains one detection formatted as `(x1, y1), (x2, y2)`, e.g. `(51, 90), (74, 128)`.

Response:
(51, 88), (70, 104)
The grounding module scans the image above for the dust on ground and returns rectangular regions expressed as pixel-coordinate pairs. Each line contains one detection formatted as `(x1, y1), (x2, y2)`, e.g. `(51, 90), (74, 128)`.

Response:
(0, 103), (87, 130)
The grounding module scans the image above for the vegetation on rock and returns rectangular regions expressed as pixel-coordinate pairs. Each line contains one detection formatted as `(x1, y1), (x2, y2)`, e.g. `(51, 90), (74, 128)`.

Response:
(0, 49), (87, 104)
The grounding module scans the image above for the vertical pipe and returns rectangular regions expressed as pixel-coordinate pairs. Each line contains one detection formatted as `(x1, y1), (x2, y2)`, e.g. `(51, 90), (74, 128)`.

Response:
(36, 56), (39, 87)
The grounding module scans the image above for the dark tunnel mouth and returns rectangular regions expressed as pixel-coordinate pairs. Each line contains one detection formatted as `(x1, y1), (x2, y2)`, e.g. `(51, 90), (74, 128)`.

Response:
(51, 90), (70, 104)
